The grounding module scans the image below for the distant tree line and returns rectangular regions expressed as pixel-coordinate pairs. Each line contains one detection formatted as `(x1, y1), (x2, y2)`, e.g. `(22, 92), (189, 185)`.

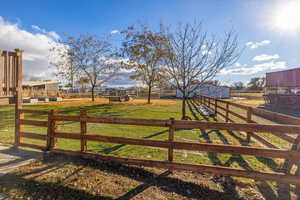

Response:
(50, 21), (241, 119)
(232, 77), (265, 91)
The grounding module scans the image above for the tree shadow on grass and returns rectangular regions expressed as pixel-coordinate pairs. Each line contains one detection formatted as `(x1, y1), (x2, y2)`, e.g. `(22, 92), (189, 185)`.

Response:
(226, 130), (249, 146)
(186, 99), (295, 200)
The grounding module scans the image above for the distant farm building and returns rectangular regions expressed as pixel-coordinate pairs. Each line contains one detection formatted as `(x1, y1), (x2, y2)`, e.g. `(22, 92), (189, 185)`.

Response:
(176, 83), (230, 99)
(264, 67), (300, 106)
(22, 81), (59, 97)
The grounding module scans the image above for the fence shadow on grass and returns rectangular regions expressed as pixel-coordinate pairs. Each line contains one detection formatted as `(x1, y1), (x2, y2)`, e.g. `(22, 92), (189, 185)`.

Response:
(186, 99), (295, 200)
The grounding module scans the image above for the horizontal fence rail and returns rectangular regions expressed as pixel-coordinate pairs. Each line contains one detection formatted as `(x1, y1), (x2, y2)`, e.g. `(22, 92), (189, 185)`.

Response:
(195, 95), (300, 147)
(15, 109), (300, 186)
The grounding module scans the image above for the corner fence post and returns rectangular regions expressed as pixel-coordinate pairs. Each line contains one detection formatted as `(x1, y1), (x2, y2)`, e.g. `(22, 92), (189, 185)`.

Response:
(14, 49), (23, 147)
(80, 110), (87, 152)
(47, 110), (57, 151)
(168, 117), (175, 166)
(246, 107), (253, 141)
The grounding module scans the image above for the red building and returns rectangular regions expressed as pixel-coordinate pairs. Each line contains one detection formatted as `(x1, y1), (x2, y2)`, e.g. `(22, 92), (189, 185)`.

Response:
(264, 67), (300, 106)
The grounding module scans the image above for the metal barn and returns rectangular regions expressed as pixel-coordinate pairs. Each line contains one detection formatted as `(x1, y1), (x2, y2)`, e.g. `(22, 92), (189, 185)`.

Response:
(264, 67), (300, 106)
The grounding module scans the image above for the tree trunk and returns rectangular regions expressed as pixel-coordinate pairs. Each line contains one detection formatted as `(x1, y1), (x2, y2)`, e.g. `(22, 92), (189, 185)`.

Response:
(91, 85), (95, 102)
(182, 96), (186, 120)
(147, 85), (152, 104)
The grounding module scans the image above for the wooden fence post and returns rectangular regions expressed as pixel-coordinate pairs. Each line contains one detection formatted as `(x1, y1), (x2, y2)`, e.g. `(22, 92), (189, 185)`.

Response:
(247, 107), (253, 141)
(15, 110), (24, 146)
(168, 117), (175, 164)
(226, 102), (229, 122)
(47, 110), (57, 150)
(14, 49), (23, 147)
(80, 110), (87, 152)
(215, 99), (218, 117)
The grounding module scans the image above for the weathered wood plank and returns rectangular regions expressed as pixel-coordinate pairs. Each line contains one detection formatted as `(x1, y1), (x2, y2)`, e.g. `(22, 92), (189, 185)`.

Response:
(80, 110), (87, 152)
(54, 132), (300, 161)
(19, 109), (50, 115)
(20, 119), (48, 127)
(20, 132), (47, 140)
(252, 107), (300, 125)
(51, 114), (169, 127)
(173, 120), (300, 134)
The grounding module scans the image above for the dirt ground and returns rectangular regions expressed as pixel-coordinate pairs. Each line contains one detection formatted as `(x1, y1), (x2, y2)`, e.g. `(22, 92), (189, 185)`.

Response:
(0, 152), (299, 200)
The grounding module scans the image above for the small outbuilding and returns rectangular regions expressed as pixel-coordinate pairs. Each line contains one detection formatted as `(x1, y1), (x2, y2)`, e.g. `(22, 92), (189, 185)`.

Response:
(176, 83), (230, 99)
(22, 80), (59, 97)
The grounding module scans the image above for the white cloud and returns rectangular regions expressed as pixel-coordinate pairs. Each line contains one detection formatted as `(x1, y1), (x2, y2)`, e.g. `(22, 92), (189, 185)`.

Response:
(246, 40), (271, 49)
(220, 61), (287, 75)
(31, 24), (60, 40)
(48, 31), (60, 40)
(252, 54), (280, 62)
(111, 30), (119, 34)
(234, 62), (241, 67)
(0, 17), (61, 79)
(31, 25), (42, 32)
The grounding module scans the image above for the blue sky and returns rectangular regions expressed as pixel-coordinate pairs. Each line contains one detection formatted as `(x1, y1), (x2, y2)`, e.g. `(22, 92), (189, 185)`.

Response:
(1, 0), (300, 87)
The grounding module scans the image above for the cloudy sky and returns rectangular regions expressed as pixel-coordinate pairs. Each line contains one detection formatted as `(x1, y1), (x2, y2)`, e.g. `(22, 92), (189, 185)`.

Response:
(1, 0), (300, 87)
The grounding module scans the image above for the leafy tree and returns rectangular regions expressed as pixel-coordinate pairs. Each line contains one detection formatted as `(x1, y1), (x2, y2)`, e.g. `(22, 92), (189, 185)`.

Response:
(121, 24), (169, 104)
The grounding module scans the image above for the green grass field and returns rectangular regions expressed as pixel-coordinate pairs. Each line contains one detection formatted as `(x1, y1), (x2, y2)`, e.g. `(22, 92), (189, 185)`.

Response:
(0, 98), (293, 183)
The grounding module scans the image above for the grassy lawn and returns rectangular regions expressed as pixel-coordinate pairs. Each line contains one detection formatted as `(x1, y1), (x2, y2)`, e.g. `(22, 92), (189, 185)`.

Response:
(0, 98), (293, 181)
(231, 92), (263, 97)
(1, 97), (299, 199)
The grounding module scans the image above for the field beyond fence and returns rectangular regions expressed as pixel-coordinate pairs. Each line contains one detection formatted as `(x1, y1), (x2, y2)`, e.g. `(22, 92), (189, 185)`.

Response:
(15, 104), (300, 186)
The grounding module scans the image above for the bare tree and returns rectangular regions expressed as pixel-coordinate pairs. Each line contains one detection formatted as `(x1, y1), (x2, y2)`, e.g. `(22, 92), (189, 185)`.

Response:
(50, 44), (78, 89)
(121, 25), (168, 104)
(53, 34), (120, 101)
(77, 77), (89, 92)
(247, 77), (265, 90)
(232, 81), (245, 90)
(163, 23), (241, 119)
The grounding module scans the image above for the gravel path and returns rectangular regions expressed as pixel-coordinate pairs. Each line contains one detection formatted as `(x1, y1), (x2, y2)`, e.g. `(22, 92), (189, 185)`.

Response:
(0, 145), (42, 176)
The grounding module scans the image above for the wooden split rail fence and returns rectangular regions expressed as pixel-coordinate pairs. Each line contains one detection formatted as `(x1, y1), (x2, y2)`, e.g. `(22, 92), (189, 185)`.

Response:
(195, 95), (300, 148)
(16, 108), (300, 185)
